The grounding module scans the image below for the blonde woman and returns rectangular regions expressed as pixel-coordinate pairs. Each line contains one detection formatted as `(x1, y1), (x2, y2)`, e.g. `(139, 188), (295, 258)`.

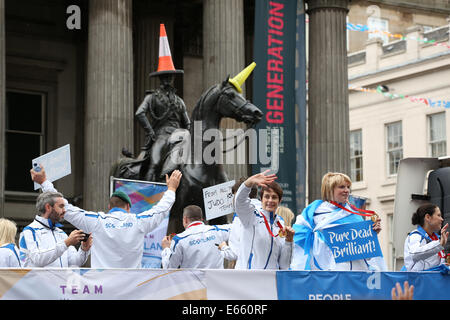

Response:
(276, 206), (295, 227)
(290, 172), (386, 271)
(0, 218), (21, 267)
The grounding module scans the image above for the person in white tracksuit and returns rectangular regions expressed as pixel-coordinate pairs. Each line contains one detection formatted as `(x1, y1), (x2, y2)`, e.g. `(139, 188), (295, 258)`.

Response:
(219, 178), (262, 266)
(30, 165), (182, 268)
(0, 218), (22, 268)
(404, 203), (448, 271)
(19, 191), (91, 268)
(233, 170), (295, 270)
(161, 205), (231, 269)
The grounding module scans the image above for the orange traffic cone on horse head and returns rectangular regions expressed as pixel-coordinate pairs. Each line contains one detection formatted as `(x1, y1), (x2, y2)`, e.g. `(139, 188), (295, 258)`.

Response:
(149, 24), (183, 77)
(229, 62), (256, 93)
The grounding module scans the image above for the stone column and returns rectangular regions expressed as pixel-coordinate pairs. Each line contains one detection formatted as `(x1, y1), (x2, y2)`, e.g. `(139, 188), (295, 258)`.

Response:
(0, 0), (5, 216)
(447, 16), (450, 48)
(306, 0), (350, 201)
(134, 18), (160, 156)
(405, 26), (423, 61)
(203, 0), (248, 182)
(84, 0), (134, 211)
(365, 37), (383, 72)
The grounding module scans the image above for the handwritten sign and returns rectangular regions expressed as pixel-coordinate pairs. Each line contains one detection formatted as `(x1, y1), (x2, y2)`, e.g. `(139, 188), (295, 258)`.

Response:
(202, 180), (235, 221)
(321, 220), (383, 263)
(32, 144), (71, 190)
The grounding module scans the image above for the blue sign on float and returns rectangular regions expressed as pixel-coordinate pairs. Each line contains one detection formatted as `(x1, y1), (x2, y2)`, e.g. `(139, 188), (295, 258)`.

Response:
(277, 271), (450, 300)
(321, 220), (383, 263)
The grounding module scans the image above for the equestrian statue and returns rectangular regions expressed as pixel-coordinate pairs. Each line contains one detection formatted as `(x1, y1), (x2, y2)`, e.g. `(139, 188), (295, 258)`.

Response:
(111, 24), (263, 234)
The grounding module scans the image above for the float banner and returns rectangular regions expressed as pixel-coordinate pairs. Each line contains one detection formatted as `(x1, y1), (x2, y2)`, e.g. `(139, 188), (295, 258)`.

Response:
(321, 220), (383, 263)
(111, 178), (168, 268)
(1, 269), (450, 300)
(277, 270), (450, 300)
(253, 0), (299, 215)
(0, 269), (207, 300)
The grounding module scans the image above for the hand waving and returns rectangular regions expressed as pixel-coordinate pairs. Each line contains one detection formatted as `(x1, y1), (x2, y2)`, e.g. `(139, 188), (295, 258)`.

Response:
(244, 170), (277, 188)
(440, 223), (448, 247)
(166, 170), (182, 192)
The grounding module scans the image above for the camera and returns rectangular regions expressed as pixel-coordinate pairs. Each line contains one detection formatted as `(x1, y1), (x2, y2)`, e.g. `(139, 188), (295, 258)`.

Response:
(81, 232), (90, 242)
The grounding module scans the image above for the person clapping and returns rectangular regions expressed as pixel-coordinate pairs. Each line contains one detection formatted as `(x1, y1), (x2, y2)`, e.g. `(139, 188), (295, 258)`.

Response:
(403, 203), (448, 272)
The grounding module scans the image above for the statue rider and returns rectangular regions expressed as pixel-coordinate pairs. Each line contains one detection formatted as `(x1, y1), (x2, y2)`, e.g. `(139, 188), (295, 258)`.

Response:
(135, 24), (191, 181)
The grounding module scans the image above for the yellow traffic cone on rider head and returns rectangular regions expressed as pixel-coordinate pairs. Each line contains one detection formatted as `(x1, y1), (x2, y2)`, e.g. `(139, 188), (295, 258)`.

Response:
(229, 62), (256, 93)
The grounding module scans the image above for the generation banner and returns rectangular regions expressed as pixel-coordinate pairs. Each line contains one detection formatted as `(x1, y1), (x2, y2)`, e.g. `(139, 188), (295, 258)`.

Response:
(1, 269), (449, 300)
(252, 0), (306, 215)
(111, 177), (168, 268)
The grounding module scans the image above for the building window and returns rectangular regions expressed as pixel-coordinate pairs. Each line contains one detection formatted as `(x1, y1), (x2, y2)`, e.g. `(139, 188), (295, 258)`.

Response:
(350, 129), (363, 182)
(386, 121), (403, 176)
(5, 90), (45, 192)
(422, 25), (434, 33)
(428, 112), (447, 157)
(367, 17), (389, 44)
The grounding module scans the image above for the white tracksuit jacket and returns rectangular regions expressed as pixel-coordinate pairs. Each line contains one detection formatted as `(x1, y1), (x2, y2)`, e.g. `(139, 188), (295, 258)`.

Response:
(0, 244), (22, 268)
(161, 221), (231, 269)
(40, 180), (175, 268)
(221, 199), (263, 263)
(404, 227), (445, 271)
(19, 215), (89, 268)
(233, 184), (292, 270)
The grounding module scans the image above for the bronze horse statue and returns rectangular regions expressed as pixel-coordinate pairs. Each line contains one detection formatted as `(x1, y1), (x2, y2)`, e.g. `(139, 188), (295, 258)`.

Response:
(111, 71), (262, 233)
(165, 77), (262, 233)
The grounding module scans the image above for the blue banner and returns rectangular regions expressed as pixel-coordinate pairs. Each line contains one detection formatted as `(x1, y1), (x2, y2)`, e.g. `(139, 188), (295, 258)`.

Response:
(321, 220), (383, 263)
(277, 270), (450, 300)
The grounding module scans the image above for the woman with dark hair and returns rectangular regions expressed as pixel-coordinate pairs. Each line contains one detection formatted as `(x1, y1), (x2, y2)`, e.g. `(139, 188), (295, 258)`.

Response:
(234, 170), (295, 269)
(403, 203), (448, 271)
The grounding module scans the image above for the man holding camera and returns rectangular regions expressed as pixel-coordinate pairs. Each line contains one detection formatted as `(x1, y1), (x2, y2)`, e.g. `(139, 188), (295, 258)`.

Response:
(19, 190), (92, 267)
(30, 165), (182, 268)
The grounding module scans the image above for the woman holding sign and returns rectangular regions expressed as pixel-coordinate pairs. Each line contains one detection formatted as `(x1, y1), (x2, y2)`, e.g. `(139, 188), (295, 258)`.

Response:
(403, 203), (448, 271)
(291, 172), (387, 271)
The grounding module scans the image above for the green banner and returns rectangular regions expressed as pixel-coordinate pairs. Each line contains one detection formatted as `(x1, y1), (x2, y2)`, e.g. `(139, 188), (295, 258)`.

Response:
(252, 0), (306, 215)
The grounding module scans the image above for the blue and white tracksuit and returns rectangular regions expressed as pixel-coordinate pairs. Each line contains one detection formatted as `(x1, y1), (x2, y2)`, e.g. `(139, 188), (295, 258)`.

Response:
(161, 221), (231, 269)
(221, 199), (263, 263)
(403, 226), (445, 271)
(290, 200), (387, 271)
(19, 215), (89, 268)
(0, 243), (21, 268)
(39, 180), (175, 268)
(233, 184), (292, 270)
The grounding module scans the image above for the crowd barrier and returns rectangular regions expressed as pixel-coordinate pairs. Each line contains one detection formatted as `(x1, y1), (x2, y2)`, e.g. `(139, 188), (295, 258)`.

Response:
(0, 269), (449, 300)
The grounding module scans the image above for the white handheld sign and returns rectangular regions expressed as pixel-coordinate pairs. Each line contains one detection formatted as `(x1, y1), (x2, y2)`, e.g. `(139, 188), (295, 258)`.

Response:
(32, 144), (71, 190)
(202, 180), (235, 221)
